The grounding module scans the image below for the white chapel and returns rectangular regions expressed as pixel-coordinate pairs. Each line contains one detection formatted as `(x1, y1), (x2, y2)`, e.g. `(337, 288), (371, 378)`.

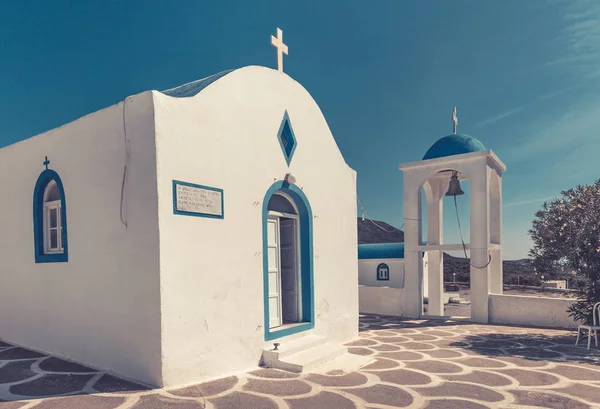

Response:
(0, 30), (361, 387)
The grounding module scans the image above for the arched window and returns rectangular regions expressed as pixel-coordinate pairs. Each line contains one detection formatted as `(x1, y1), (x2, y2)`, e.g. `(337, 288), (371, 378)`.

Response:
(377, 263), (390, 281)
(43, 181), (63, 254)
(267, 192), (298, 215)
(33, 169), (68, 263)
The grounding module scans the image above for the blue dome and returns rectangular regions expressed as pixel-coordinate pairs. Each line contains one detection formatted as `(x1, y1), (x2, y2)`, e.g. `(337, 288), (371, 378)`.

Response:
(423, 134), (485, 160)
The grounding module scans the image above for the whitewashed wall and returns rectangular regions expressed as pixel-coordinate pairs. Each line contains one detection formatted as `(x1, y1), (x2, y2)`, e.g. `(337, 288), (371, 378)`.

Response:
(489, 294), (578, 329)
(359, 286), (405, 316)
(358, 259), (405, 288)
(0, 92), (162, 385)
(153, 66), (358, 387)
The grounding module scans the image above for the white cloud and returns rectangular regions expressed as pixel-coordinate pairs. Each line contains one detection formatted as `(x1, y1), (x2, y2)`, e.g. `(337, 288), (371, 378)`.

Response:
(484, 1), (600, 160)
(472, 86), (580, 130)
(504, 196), (555, 207)
(473, 107), (527, 129)
(508, 98), (600, 162)
(546, 1), (600, 79)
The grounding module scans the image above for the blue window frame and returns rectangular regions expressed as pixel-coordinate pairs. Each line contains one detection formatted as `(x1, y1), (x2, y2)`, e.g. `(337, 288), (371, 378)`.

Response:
(262, 180), (314, 341)
(33, 170), (68, 263)
(377, 263), (390, 281)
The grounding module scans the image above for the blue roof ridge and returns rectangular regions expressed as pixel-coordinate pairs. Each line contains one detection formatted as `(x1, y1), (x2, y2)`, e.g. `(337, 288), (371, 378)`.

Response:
(160, 68), (238, 98)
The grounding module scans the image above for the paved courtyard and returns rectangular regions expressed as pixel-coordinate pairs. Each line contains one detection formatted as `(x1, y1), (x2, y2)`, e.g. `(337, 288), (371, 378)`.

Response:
(1, 315), (600, 408)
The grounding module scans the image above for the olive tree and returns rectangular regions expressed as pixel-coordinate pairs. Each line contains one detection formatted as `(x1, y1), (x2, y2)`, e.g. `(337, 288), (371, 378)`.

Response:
(528, 179), (600, 324)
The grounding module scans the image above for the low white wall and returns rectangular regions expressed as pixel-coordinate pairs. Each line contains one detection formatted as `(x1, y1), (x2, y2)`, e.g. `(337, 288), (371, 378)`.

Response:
(489, 294), (578, 329)
(358, 259), (405, 288)
(359, 285), (404, 317)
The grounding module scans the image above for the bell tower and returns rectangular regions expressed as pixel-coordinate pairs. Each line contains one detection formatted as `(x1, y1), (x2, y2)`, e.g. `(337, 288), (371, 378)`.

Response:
(398, 108), (506, 323)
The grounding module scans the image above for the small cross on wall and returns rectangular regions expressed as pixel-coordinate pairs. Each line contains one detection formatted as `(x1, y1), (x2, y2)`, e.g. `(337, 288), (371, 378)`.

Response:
(43, 156), (50, 170)
(271, 27), (288, 73)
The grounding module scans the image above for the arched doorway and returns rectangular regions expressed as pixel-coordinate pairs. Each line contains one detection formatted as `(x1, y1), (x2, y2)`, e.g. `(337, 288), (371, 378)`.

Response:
(262, 181), (314, 341)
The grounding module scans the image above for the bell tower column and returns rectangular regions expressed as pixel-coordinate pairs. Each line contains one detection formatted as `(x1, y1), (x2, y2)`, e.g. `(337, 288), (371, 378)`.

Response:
(489, 170), (503, 294)
(424, 179), (445, 316)
(469, 160), (491, 323)
(403, 178), (423, 319)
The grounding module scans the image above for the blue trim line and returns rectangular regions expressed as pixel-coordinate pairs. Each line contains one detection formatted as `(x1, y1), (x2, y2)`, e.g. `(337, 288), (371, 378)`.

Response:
(263, 181), (314, 341)
(172, 180), (224, 219)
(359, 243), (405, 259)
(268, 323), (313, 340)
(377, 263), (390, 281)
(276, 110), (298, 166)
(33, 169), (68, 263)
(358, 242), (428, 259)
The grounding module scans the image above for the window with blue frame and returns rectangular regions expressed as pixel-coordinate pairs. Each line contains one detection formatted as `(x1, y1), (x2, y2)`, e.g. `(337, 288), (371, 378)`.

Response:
(33, 166), (68, 263)
(377, 263), (389, 281)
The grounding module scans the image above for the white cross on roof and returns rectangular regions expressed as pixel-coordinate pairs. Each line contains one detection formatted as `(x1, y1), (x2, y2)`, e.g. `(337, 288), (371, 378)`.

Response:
(271, 28), (288, 73)
(452, 106), (458, 134)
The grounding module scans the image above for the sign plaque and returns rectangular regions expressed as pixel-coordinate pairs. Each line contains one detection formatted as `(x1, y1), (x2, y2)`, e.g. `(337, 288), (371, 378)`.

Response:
(173, 180), (224, 219)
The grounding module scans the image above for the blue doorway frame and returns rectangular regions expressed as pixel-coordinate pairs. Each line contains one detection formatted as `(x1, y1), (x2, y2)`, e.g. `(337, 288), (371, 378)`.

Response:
(262, 180), (314, 341)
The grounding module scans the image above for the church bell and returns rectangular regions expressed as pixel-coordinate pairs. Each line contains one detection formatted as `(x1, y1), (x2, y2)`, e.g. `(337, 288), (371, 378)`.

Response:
(445, 171), (464, 196)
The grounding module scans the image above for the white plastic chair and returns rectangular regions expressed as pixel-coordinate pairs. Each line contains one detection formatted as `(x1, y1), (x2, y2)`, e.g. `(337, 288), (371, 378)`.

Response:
(575, 302), (600, 349)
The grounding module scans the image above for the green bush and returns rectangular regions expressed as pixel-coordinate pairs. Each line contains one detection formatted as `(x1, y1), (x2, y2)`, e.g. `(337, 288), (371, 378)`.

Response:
(529, 180), (600, 324)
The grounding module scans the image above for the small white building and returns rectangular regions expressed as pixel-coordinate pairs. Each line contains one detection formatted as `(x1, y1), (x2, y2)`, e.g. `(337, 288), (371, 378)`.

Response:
(358, 243), (407, 288)
(358, 243), (431, 289)
(0, 65), (359, 387)
(544, 280), (567, 289)
(357, 242), (429, 316)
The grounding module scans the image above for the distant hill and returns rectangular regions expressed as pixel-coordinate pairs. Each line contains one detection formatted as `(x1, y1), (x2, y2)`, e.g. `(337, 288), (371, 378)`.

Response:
(357, 217), (538, 285)
(442, 253), (535, 283)
(357, 217), (404, 244)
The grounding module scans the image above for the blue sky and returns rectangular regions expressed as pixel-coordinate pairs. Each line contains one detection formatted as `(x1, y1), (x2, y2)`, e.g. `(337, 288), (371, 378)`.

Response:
(1, 0), (598, 259)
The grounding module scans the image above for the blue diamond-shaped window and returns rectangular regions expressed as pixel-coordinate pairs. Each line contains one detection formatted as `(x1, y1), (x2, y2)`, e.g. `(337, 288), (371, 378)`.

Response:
(276, 111), (297, 166)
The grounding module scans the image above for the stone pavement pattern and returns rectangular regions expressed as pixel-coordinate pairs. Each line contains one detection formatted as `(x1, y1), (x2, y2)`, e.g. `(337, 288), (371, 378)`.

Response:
(1, 315), (600, 408)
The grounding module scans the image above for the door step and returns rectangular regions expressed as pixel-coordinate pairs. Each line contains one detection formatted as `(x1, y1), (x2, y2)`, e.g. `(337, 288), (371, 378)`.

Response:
(309, 350), (375, 374)
(262, 335), (351, 373)
(263, 334), (328, 362)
